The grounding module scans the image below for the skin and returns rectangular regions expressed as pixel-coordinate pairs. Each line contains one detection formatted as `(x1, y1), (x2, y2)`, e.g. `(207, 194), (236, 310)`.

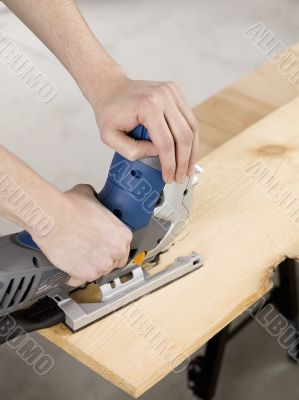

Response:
(0, 146), (132, 286)
(0, 0), (199, 285)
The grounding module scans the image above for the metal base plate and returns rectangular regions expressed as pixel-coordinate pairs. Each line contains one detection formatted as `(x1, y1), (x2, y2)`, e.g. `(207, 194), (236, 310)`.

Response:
(53, 252), (203, 332)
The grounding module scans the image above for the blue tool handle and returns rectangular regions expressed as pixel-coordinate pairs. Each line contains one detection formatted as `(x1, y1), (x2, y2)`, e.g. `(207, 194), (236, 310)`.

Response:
(98, 124), (164, 231)
(16, 125), (164, 250)
(129, 124), (151, 141)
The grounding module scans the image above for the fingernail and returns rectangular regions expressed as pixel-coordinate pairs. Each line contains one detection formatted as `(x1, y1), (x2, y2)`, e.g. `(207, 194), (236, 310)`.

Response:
(164, 174), (173, 184)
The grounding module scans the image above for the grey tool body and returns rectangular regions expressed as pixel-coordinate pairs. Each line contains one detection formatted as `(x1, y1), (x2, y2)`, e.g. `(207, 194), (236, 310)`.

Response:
(0, 234), (68, 316)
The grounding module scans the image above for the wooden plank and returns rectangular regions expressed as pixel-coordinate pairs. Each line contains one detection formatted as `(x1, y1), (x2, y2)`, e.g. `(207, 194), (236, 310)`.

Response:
(41, 95), (299, 395)
(195, 42), (299, 156)
(38, 44), (299, 395)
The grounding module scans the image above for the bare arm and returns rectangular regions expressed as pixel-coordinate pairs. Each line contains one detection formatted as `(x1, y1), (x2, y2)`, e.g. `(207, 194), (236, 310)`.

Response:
(2, 0), (122, 104)
(2, 0), (199, 183)
(0, 0), (199, 284)
(0, 146), (131, 286)
(0, 145), (62, 231)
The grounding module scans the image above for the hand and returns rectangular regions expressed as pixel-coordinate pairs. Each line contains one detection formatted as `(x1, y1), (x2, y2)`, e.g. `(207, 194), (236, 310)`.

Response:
(2, 1), (199, 180)
(92, 76), (199, 184)
(31, 184), (132, 286)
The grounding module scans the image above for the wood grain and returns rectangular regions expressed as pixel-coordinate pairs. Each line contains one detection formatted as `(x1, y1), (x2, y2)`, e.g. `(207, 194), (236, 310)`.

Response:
(40, 44), (299, 396)
(195, 42), (299, 156)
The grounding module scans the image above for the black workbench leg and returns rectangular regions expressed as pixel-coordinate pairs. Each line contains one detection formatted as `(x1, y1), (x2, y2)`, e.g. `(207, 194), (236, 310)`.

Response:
(188, 325), (230, 400)
(277, 259), (299, 363)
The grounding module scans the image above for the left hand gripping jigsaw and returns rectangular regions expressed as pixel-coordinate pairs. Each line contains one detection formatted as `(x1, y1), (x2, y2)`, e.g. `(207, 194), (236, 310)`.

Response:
(0, 125), (203, 342)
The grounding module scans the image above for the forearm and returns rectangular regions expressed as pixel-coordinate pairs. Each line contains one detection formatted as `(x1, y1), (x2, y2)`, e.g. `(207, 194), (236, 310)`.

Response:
(0, 146), (131, 284)
(2, 0), (125, 105)
(0, 145), (64, 237)
(2, 0), (199, 184)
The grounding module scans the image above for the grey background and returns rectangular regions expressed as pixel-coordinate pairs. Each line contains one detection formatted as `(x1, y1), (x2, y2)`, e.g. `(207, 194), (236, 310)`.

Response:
(0, 0), (299, 399)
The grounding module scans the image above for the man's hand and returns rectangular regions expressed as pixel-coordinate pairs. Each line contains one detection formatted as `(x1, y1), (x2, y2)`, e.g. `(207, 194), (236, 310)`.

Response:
(92, 77), (199, 184)
(32, 184), (132, 286)
(2, 0), (200, 184)
(0, 146), (132, 286)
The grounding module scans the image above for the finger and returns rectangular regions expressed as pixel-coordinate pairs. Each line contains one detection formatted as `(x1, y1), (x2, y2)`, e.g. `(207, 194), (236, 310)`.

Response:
(165, 103), (193, 183)
(142, 117), (176, 183)
(101, 129), (158, 160)
(187, 128), (200, 176)
(167, 83), (200, 174)
(167, 82), (199, 135)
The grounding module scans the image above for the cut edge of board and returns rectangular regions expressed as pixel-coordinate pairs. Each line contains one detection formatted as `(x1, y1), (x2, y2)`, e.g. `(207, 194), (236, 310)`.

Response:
(41, 326), (137, 396)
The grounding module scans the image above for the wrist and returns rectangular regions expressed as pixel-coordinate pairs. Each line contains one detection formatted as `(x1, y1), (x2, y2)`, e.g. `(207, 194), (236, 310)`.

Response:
(0, 146), (59, 237)
(82, 57), (128, 109)
(18, 182), (65, 241)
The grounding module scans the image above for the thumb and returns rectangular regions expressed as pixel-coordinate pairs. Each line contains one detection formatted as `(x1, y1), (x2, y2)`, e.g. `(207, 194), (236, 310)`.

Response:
(102, 129), (158, 160)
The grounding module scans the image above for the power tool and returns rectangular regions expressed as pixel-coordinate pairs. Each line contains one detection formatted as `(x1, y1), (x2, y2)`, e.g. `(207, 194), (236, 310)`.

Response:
(0, 125), (203, 342)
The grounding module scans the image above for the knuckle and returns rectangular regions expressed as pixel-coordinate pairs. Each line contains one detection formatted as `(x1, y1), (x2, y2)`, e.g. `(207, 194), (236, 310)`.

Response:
(158, 83), (170, 94)
(99, 125), (112, 144)
(100, 259), (114, 275)
(114, 241), (126, 257)
(180, 129), (193, 144)
(161, 138), (174, 152)
(169, 80), (180, 90)
(191, 119), (200, 134)
(121, 228), (132, 245)
(119, 245), (127, 257)
(166, 167), (175, 177)
(126, 230), (133, 243)
(143, 93), (160, 109)
(100, 132), (109, 146)
(126, 146), (139, 161)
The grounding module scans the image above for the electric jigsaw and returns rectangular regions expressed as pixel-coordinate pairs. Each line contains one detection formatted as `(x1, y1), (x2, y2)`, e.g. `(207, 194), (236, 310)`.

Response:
(0, 125), (203, 341)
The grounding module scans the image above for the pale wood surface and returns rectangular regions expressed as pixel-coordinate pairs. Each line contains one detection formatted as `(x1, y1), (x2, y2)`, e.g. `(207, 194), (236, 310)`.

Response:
(195, 42), (299, 156)
(40, 44), (299, 396)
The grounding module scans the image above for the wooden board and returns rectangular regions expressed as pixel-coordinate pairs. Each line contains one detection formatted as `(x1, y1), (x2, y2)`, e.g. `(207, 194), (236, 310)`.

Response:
(41, 98), (299, 396)
(39, 44), (299, 396)
(195, 41), (299, 156)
